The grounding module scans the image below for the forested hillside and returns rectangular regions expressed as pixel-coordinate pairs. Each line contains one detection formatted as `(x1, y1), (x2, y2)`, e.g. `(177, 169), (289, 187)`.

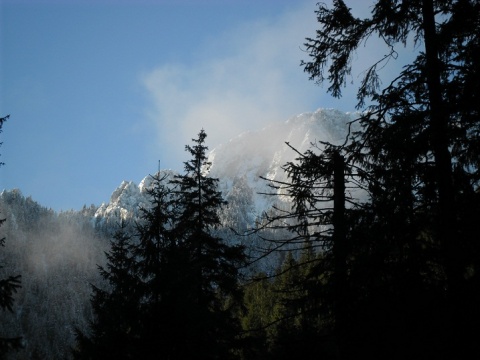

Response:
(0, 190), (107, 359)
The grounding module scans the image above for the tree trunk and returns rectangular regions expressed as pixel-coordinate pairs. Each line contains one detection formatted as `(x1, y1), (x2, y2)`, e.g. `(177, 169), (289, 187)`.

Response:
(332, 150), (347, 355)
(421, 0), (459, 289)
(422, 1), (461, 355)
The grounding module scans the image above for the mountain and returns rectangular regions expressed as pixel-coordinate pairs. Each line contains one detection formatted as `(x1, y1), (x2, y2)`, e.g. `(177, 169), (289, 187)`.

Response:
(88, 108), (355, 272)
(95, 108), (355, 229)
(93, 170), (178, 230)
(209, 108), (354, 214)
(0, 108), (355, 359)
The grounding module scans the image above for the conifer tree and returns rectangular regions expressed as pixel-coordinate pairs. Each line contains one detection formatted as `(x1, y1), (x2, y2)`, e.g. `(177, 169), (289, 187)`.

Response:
(290, 0), (480, 357)
(260, 144), (357, 358)
(301, 0), (480, 293)
(0, 115), (22, 357)
(247, 1), (479, 357)
(131, 172), (187, 359)
(75, 133), (245, 359)
(170, 129), (245, 359)
(74, 173), (177, 359)
(73, 222), (140, 360)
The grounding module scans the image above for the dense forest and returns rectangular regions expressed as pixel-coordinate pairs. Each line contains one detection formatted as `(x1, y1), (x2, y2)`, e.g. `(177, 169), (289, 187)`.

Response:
(1, 1), (480, 359)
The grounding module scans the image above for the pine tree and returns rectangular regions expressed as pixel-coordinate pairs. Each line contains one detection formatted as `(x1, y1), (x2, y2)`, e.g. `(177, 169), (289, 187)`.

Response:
(131, 172), (187, 359)
(302, 0), (480, 291)
(75, 133), (245, 359)
(0, 115), (22, 358)
(296, 0), (480, 357)
(73, 222), (140, 360)
(170, 129), (245, 359)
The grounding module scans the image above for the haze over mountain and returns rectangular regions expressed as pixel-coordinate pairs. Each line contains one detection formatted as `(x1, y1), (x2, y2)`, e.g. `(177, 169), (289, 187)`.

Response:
(94, 108), (355, 227)
(0, 108), (354, 359)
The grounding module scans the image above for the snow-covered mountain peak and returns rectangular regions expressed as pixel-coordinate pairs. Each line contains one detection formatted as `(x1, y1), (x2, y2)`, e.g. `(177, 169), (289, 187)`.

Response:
(208, 108), (354, 174)
(94, 170), (179, 224)
(109, 181), (140, 205)
(206, 107), (355, 217)
(94, 108), (354, 228)
(138, 169), (177, 193)
(95, 181), (145, 222)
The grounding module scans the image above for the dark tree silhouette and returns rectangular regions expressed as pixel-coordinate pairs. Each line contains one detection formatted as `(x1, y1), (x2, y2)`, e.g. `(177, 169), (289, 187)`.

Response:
(169, 129), (245, 359)
(131, 172), (187, 359)
(75, 132), (245, 359)
(74, 174), (180, 359)
(0, 115), (22, 357)
(73, 222), (140, 360)
(301, 0), (480, 295)
(255, 143), (360, 359)
(293, 0), (480, 357)
(242, 1), (480, 358)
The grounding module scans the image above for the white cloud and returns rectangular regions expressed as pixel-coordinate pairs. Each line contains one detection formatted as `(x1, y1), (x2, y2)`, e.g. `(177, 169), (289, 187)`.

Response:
(142, 0), (418, 169)
(142, 1), (320, 165)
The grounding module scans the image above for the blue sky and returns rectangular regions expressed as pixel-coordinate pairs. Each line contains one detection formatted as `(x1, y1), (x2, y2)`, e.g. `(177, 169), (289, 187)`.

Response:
(0, 0), (411, 211)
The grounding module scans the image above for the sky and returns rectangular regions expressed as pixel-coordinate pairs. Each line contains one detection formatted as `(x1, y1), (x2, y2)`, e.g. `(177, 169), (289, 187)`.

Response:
(0, 0), (413, 211)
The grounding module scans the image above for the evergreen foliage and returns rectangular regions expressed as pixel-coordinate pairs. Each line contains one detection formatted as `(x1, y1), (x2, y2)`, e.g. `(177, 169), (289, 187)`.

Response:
(131, 173), (181, 359)
(0, 212), (23, 357)
(169, 129), (246, 359)
(75, 130), (245, 359)
(0, 115), (22, 358)
(0, 189), (103, 359)
(73, 223), (139, 359)
(240, 1), (480, 358)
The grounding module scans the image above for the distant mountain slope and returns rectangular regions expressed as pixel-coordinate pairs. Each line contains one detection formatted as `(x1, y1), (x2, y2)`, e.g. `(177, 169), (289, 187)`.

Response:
(93, 170), (177, 229)
(208, 108), (355, 216)
(0, 108), (355, 358)
(96, 108), (355, 229)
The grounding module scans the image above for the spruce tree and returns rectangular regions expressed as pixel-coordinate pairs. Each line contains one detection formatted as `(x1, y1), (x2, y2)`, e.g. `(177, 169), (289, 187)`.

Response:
(73, 222), (140, 360)
(131, 172), (187, 359)
(0, 115), (22, 357)
(75, 133), (245, 359)
(170, 129), (245, 359)
(247, 1), (479, 357)
(301, 0), (480, 293)
(293, 0), (480, 357)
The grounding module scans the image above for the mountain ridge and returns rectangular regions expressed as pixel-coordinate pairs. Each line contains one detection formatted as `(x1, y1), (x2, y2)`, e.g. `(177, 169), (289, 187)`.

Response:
(0, 108), (354, 358)
(86, 108), (355, 229)
(1, 108), (355, 229)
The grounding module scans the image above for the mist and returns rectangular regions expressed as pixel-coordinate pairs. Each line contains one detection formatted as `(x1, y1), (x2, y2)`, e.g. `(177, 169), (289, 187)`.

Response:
(0, 191), (108, 359)
(142, 1), (320, 171)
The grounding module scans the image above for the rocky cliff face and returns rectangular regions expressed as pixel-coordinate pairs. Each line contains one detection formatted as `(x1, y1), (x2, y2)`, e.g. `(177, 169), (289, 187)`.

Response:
(94, 108), (354, 229)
